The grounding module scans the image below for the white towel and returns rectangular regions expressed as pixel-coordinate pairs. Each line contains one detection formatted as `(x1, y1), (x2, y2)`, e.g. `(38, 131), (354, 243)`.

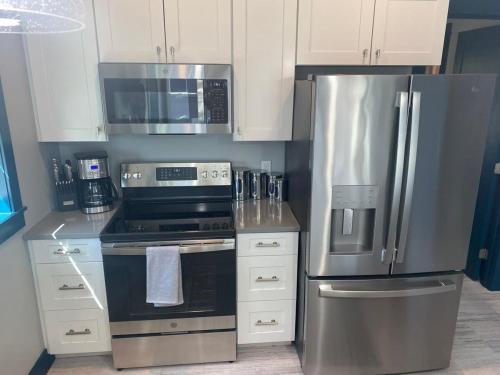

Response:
(146, 246), (184, 307)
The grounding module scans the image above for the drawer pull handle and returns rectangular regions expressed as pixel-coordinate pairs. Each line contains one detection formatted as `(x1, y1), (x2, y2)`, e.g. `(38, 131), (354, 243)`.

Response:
(65, 328), (91, 336)
(256, 241), (280, 248)
(256, 319), (278, 326)
(53, 248), (81, 255)
(59, 283), (85, 291)
(256, 276), (280, 282)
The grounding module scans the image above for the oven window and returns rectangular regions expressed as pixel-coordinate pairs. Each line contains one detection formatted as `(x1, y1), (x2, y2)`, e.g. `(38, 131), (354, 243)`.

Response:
(104, 78), (201, 124)
(103, 250), (235, 322)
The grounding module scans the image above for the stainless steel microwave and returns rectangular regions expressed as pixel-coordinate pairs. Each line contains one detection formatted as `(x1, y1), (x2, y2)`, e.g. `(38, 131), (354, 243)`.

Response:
(99, 63), (232, 135)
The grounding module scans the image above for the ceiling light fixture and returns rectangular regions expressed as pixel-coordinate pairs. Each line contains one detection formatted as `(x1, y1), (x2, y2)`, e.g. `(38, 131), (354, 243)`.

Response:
(0, 0), (85, 34)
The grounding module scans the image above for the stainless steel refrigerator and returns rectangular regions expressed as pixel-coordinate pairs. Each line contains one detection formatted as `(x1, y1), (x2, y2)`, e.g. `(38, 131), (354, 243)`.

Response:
(285, 74), (497, 375)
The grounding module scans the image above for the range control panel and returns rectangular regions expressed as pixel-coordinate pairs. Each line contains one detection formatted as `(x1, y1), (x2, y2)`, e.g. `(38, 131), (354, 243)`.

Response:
(121, 162), (231, 188)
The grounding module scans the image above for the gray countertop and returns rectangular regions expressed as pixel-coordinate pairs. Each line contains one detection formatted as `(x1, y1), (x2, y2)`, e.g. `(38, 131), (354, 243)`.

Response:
(234, 199), (300, 233)
(24, 199), (300, 241)
(23, 207), (118, 241)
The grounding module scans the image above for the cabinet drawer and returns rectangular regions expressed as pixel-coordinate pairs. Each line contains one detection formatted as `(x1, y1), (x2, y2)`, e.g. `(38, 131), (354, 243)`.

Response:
(237, 300), (295, 344)
(31, 239), (102, 263)
(237, 233), (298, 256)
(238, 255), (297, 301)
(37, 263), (107, 310)
(44, 309), (111, 354)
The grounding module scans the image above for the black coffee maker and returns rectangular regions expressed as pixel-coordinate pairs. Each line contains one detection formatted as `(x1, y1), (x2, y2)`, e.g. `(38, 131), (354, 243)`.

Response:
(75, 151), (116, 214)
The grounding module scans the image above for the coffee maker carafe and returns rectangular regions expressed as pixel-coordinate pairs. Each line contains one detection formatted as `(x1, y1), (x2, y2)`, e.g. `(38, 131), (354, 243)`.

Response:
(75, 152), (115, 214)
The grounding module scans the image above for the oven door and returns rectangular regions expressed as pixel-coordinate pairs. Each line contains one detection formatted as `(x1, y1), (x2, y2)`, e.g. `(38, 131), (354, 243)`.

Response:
(99, 63), (231, 135)
(102, 239), (236, 335)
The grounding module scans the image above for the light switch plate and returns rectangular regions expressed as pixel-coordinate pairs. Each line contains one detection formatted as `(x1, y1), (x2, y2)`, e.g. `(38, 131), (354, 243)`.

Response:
(261, 161), (271, 172)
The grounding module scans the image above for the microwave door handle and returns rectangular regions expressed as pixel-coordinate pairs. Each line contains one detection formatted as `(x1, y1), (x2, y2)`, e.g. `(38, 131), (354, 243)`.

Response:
(384, 91), (409, 264)
(396, 91), (421, 263)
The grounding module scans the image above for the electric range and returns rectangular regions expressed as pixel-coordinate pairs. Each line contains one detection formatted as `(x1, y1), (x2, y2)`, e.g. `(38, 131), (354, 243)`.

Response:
(100, 162), (236, 370)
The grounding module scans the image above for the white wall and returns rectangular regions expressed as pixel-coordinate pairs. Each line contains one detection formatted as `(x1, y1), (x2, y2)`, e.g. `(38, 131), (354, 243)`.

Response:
(0, 35), (58, 375)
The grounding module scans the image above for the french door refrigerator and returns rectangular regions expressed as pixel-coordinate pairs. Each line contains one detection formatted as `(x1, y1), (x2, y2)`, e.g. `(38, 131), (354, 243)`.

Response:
(285, 74), (497, 375)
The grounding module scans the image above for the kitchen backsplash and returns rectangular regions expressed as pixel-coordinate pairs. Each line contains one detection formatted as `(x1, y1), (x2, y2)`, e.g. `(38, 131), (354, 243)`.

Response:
(57, 134), (285, 185)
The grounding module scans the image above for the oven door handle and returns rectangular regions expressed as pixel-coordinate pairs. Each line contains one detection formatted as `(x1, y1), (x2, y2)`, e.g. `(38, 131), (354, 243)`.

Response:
(101, 240), (235, 256)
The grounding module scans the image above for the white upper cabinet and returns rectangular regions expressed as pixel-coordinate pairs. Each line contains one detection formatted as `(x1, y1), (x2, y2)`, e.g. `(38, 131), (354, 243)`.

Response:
(164, 0), (232, 64)
(24, 0), (105, 142)
(297, 0), (449, 66)
(94, 0), (167, 63)
(297, 0), (376, 65)
(233, 0), (297, 141)
(371, 0), (449, 66)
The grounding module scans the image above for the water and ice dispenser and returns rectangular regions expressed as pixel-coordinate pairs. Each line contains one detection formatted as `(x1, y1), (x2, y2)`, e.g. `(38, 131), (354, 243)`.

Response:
(330, 186), (378, 253)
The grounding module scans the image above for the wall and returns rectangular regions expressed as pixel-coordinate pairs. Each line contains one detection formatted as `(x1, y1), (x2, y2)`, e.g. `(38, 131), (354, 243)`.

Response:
(58, 135), (285, 185)
(0, 35), (59, 374)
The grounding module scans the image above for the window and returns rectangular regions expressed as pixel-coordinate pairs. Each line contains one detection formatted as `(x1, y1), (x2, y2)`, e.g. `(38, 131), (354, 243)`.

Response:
(0, 79), (25, 244)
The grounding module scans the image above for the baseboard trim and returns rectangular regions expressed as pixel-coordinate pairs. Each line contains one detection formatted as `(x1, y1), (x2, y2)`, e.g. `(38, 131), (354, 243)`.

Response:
(29, 349), (55, 375)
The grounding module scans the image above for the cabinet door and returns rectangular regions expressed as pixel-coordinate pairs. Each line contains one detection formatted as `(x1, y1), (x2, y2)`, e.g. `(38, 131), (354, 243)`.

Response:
(233, 0), (297, 141)
(24, 0), (105, 142)
(371, 0), (449, 66)
(94, 0), (166, 62)
(297, 0), (375, 65)
(164, 0), (231, 64)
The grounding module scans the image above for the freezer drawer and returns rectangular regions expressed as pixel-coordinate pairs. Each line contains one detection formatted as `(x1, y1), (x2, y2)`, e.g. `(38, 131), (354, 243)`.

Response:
(302, 273), (463, 375)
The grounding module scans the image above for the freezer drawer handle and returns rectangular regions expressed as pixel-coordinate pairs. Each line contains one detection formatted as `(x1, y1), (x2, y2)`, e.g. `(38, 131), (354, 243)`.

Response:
(255, 319), (278, 326)
(318, 280), (456, 299)
(59, 283), (85, 291)
(65, 328), (91, 336)
(256, 241), (280, 248)
(54, 248), (81, 255)
(256, 276), (280, 282)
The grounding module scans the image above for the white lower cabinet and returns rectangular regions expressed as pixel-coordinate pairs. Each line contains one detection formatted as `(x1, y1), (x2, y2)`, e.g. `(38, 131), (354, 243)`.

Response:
(237, 232), (298, 345)
(28, 239), (111, 355)
(37, 262), (107, 311)
(237, 300), (296, 344)
(44, 309), (111, 354)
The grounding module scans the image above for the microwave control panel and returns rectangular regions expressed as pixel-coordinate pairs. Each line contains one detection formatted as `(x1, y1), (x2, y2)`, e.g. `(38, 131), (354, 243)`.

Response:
(204, 80), (228, 124)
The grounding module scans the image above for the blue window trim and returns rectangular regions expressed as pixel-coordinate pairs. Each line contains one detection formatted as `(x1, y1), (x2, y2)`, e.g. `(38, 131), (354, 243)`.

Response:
(0, 78), (25, 245)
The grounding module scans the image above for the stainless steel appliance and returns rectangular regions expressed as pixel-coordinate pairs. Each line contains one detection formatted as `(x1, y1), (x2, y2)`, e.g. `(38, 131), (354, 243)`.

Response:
(285, 74), (497, 375)
(247, 170), (265, 200)
(75, 152), (115, 214)
(232, 167), (249, 201)
(100, 162), (236, 370)
(99, 63), (232, 135)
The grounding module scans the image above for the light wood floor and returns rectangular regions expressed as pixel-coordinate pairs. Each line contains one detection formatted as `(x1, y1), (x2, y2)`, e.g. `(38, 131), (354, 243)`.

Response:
(49, 278), (500, 375)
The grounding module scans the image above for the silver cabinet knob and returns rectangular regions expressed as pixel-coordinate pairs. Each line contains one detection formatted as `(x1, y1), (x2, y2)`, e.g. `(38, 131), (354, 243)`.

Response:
(375, 49), (381, 60)
(156, 46), (162, 55)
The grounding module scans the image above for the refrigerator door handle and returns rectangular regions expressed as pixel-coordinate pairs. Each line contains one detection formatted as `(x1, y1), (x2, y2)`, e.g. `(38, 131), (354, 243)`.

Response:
(396, 91), (421, 263)
(384, 91), (409, 263)
(318, 280), (456, 299)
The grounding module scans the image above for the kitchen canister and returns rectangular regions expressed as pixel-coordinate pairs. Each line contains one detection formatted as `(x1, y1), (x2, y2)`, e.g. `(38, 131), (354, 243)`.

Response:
(247, 170), (266, 200)
(267, 172), (286, 201)
(232, 167), (249, 201)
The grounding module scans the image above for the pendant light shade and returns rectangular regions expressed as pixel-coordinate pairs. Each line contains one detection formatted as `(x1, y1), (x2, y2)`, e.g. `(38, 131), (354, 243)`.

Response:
(0, 0), (85, 34)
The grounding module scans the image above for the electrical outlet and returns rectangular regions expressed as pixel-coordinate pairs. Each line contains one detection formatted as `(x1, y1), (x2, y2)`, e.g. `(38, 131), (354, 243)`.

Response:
(261, 160), (272, 172)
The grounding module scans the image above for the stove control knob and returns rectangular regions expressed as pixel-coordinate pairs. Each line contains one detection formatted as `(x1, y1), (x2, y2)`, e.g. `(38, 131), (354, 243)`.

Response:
(201, 171), (208, 179)
(211, 170), (219, 178)
(123, 173), (132, 180)
(132, 172), (142, 179)
(221, 170), (228, 178)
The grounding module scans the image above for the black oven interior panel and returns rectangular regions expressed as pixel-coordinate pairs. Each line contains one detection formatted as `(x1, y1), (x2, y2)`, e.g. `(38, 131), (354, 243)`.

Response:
(103, 250), (236, 322)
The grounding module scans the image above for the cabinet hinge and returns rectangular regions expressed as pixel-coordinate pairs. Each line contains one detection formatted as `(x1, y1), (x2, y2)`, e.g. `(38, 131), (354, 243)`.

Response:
(479, 248), (488, 260)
